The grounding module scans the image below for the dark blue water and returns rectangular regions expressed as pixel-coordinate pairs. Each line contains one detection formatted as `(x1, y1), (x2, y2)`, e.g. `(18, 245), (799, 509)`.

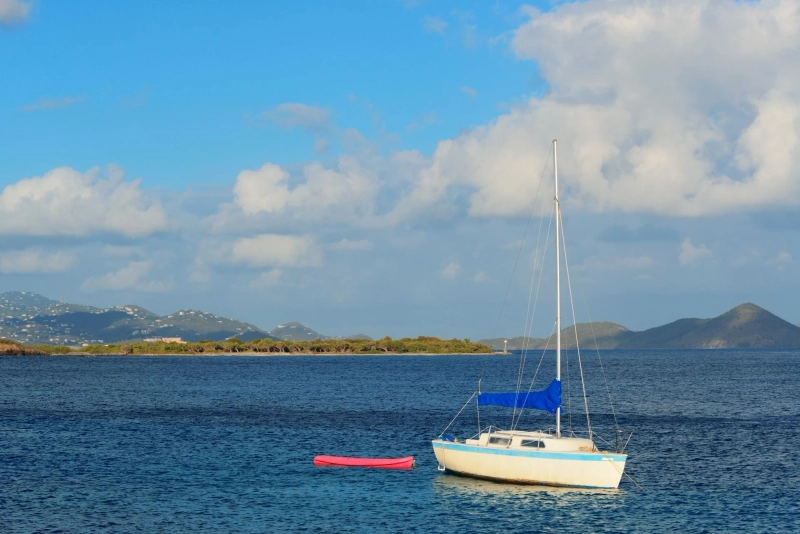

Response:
(2, 351), (799, 533)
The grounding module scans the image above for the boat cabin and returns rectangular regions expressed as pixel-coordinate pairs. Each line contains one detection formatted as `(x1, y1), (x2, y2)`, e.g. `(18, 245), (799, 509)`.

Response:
(466, 430), (597, 453)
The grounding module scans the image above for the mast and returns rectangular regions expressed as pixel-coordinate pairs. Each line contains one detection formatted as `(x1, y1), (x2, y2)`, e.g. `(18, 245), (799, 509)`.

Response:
(553, 139), (561, 438)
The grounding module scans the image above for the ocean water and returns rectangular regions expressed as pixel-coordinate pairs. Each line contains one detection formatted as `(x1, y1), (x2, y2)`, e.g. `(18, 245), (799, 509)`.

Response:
(1, 350), (798, 533)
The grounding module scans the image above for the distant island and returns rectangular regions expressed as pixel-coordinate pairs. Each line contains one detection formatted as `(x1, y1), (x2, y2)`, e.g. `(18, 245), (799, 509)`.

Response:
(479, 303), (800, 350)
(1, 292), (799, 353)
(0, 291), (370, 346)
(0, 337), (491, 356)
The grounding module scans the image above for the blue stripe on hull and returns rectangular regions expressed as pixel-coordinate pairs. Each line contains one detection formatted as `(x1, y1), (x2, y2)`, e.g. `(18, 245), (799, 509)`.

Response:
(432, 440), (627, 462)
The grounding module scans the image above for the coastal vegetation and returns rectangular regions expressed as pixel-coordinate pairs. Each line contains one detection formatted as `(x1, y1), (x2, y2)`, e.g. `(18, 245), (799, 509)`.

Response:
(2, 336), (493, 356)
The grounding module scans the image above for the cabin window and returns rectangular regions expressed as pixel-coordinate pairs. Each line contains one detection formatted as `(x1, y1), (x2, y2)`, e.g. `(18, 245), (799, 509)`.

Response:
(488, 437), (510, 445)
(521, 440), (545, 449)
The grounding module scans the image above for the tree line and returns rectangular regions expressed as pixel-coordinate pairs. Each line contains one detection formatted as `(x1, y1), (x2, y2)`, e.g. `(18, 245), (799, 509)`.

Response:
(5, 336), (493, 355)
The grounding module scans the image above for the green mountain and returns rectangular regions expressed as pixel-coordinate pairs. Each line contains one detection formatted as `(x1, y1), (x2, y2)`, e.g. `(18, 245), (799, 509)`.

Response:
(619, 303), (800, 349)
(480, 303), (800, 349)
(0, 291), (275, 345)
(268, 322), (328, 341)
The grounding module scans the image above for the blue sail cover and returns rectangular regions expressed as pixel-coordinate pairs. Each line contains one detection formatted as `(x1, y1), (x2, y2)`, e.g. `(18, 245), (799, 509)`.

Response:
(477, 379), (561, 414)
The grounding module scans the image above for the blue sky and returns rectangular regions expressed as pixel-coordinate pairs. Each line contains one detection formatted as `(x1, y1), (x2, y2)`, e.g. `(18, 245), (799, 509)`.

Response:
(1, 0), (799, 338)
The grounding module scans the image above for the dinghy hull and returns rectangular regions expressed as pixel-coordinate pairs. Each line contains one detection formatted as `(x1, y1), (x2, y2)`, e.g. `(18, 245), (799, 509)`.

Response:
(313, 455), (415, 469)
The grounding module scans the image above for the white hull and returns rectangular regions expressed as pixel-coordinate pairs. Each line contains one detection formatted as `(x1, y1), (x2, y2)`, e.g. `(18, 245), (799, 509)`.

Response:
(432, 438), (626, 489)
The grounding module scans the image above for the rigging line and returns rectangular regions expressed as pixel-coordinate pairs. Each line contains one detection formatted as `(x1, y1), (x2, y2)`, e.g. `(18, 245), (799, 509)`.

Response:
(439, 390), (477, 437)
(488, 150), (552, 341)
(512, 200), (554, 426)
(511, 320), (556, 430)
(513, 193), (551, 398)
(510, 156), (553, 395)
(559, 208), (592, 439)
(600, 451), (646, 492)
(482, 150), (552, 384)
(576, 273), (620, 434)
(565, 334), (573, 434)
(517, 200), (554, 385)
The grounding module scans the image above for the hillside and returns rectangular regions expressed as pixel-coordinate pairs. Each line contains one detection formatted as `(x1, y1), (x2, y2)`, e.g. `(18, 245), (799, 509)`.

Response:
(479, 304), (800, 349)
(269, 322), (329, 341)
(0, 292), (274, 345)
(481, 322), (629, 350)
(620, 303), (800, 349)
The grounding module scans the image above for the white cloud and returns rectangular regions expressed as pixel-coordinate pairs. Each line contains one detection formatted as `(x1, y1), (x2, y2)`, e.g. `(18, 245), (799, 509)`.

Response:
(460, 86), (477, 98)
(21, 96), (85, 111)
(0, 165), (169, 238)
(423, 16), (447, 34)
(679, 239), (712, 266)
(329, 239), (372, 251)
(230, 157), (378, 220)
(81, 261), (171, 292)
(231, 234), (321, 268)
(233, 163), (291, 215)
(261, 103), (331, 133)
(767, 251), (792, 271)
(473, 271), (488, 282)
(0, 0), (31, 25)
(251, 268), (282, 288)
(390, 0), (800, 221)
(0, 249), (78, 274)
(441, 261), (460, 279)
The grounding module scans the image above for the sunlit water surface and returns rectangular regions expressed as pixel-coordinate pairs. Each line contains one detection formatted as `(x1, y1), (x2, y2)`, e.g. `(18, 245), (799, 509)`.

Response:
(1, 350), (798, 532)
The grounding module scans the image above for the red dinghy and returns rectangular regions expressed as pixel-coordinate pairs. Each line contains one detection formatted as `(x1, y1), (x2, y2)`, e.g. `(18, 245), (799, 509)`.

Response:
(313, 455), (415, 469)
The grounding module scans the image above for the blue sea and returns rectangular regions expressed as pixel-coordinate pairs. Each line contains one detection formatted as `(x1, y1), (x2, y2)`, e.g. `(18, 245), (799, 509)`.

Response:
(2, 350), (799, 533)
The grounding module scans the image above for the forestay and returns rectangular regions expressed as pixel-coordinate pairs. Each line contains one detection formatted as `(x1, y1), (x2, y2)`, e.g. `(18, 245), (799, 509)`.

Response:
(477, 378), (561, 414)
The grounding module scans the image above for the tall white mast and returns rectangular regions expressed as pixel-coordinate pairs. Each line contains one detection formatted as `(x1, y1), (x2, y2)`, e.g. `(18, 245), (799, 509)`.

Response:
(553, 139), (561, 438)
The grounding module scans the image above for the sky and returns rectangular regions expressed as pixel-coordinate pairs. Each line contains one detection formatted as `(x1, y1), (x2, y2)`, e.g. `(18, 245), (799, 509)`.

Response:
(0, 0), (799, 339)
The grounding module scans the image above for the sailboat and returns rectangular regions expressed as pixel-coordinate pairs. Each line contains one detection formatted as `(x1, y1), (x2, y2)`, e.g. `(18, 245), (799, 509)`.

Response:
(432, 140), (630, 489)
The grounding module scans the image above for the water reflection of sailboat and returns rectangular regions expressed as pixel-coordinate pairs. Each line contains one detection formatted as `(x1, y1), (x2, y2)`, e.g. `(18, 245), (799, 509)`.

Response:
(433, 473), (621, 500)
(432, 140), (632, 489)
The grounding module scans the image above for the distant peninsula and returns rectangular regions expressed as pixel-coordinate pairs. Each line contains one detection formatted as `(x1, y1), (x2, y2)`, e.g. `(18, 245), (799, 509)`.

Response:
(1, 292), (799, 353)
(479, 303), (800, 350)
(1, 337), (492, 356)
(0, 291), (369, 346)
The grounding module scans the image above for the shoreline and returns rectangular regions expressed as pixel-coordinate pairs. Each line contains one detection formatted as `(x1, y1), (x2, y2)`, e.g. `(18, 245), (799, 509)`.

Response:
(12, 351), (497, 357)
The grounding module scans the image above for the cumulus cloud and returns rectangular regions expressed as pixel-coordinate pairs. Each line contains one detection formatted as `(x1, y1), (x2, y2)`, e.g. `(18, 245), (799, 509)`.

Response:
(390, 0), (800, 221)
(460, 86), (477, 98)
(679, 239), (712, 266)
(21, 96), (85, 111)
(229, 157), (378, 220)
(231, 234), (321, 268)
(0, 0), (31, 25)
(441, 261), (460, 279)
(423, 16), (447, 34)
(260, 103), (331, 133)
(329, 239), (372, 251)
(0, 249), (78, 274)
(0, 165), (169, 238)
(473, 271), (488, 282)
(81, 260), (171, 292)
